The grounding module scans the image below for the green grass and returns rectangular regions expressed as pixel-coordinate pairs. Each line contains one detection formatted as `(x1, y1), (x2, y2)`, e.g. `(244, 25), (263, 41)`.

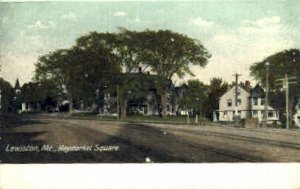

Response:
(69, 112), (212, 125)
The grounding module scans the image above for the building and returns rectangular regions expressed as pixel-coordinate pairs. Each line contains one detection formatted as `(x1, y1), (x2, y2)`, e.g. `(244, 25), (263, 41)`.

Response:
(14, 79), (21, 95)
(99, 70), (178, 116)
(213, 83), (279, 124)
(293, 97), (300, 127)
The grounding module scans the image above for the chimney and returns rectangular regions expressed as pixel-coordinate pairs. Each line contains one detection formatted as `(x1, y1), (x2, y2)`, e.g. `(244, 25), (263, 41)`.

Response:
(138, 67), (142, 73)
(245, 80), (251, 91)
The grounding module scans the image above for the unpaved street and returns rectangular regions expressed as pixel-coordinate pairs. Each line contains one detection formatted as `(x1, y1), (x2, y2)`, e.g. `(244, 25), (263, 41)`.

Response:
(1, 115), (300, 163)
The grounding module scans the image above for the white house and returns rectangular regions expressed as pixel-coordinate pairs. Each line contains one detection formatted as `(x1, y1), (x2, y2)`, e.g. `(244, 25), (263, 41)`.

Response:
(213, 84), (279, 124)
(293, 97), (300, 127)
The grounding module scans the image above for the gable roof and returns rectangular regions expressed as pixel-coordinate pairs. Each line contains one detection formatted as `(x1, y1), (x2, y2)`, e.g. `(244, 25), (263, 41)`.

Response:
(250, 84), (265, 98)
(15, 78), (20, 89)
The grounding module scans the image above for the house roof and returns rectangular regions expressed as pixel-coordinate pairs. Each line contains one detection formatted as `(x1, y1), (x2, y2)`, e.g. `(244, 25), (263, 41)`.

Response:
(250, 84), (265, 98)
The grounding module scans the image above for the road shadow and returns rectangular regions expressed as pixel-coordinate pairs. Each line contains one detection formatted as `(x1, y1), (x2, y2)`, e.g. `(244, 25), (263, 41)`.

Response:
(0, 117), (262, 163)
(0, 114), (47, 128)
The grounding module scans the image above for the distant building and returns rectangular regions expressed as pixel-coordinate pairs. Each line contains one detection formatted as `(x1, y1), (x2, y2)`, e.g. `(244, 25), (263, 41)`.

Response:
(14, 79), (21, 95)
(213, 83), (280, 124)
(99, 70), (183, 116)
(294, 97), (300, 127)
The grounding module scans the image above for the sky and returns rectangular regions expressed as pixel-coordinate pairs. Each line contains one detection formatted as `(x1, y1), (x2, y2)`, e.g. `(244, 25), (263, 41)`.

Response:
(0, 0), (299, 86)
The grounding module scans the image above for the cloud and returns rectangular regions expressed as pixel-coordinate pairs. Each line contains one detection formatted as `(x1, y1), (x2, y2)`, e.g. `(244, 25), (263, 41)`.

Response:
(189, 17), (214, 28)
(242, 16), (281, 27)
(0, 50), (36, 85)
(1, 16), (9, 25)
(192, 15), (297, 84)
(27, 20), (56, 30)
(61, 12), (77, 21)
(113, 11), (127, 17)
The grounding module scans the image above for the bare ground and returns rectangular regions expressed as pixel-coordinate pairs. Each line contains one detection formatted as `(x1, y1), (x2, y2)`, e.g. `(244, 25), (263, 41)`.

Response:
(0, 115), (299, 163)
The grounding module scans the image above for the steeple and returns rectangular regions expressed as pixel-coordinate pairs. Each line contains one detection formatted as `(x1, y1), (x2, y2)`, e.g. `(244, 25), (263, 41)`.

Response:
(15, 79), (20, 89)
(14, 78), (21, 94)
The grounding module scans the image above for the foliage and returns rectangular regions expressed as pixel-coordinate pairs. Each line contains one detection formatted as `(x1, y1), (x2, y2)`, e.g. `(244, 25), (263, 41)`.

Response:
(178, 79), (208, 116)
(21, 80), (61, 110)
(35, 37), (121, 112)
(250, 49), (300, 90)
(122, 29), (211, 118)
(250, 49), (300, 125)
(0, 78), (14, 112)
(203, 77), (229, 120)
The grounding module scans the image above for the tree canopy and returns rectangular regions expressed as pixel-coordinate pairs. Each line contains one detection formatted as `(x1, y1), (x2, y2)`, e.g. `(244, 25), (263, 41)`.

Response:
(179, 79), (208, 116)
(250, 49), (300, 125)
(203, 77), (229, 120)
(250, 49), (300, 90)
(122, 29), (211, 118)
(33, 29), (211, 118)
(0, 78), (14, 113)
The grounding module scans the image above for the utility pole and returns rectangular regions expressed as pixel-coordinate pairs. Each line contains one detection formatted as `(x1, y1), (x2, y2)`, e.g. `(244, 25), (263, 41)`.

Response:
(233, 73), (241, 121)
(0, 66), (2, 114)
(116, 84), (119, 120)
(276, 74), (297, 129)
(263, 61), (270, 128)
(0, 89), (2, 113)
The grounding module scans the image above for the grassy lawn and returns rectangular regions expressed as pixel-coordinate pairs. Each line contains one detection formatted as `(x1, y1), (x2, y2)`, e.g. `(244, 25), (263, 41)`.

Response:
(70, 112), (211, 125)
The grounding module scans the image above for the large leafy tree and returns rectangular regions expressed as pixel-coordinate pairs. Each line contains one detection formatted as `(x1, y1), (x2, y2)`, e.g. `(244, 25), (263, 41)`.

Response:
(21, 80), (60, 111)
(203, 77), (229, 120)
(35, 49), (74, 112)
(0, 78), (14, 113)
(118, 72), (154, 119)
(35, 43), (121, 113)
(75, 31), (142, 118)
(250, 49), (300, 125)
(125, 29), (211, 118)
(179, 79), (208, 116)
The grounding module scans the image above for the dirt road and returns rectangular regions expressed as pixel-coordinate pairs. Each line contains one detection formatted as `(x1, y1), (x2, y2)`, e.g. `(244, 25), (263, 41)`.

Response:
(1, 115), (300, 163)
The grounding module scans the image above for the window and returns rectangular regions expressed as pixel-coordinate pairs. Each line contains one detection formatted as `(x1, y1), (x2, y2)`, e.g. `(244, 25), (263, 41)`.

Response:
(261, 99), (265, 105)
(268, 111), (274, 117)
(227, 99), (232, 107)
(253, 98), (258, 105)
(237, 99), (242, 105)
(224, 111), (227, 115)
(253, 110), (257, 117)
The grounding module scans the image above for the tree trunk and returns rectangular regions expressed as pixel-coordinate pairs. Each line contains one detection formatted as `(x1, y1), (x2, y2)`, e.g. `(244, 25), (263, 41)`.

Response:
(161, 91), (167, 119)
(120, 96), (127, 120)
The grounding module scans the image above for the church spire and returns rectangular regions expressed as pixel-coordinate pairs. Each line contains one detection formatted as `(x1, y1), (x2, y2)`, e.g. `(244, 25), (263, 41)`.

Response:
(15, 78), (20, 89)
(14, 78), (21, 95)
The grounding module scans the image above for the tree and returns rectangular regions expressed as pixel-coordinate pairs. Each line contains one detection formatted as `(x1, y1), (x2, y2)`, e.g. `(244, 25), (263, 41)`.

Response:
(203, 77), (228, 120)
(125, 29), (211, 118)
(179, 79), (208, 116)
(21, 80), (60, 111)
(118, 72), (154, 119)
(75, 31), (139, 118)
(0, 78), (14, 113)
(250, 48), (300, 125)
(35, 39), (121, 113)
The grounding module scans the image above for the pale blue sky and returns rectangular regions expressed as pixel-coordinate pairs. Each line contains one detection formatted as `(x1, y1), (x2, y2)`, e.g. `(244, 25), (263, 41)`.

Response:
(0, 0), (299, 85)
